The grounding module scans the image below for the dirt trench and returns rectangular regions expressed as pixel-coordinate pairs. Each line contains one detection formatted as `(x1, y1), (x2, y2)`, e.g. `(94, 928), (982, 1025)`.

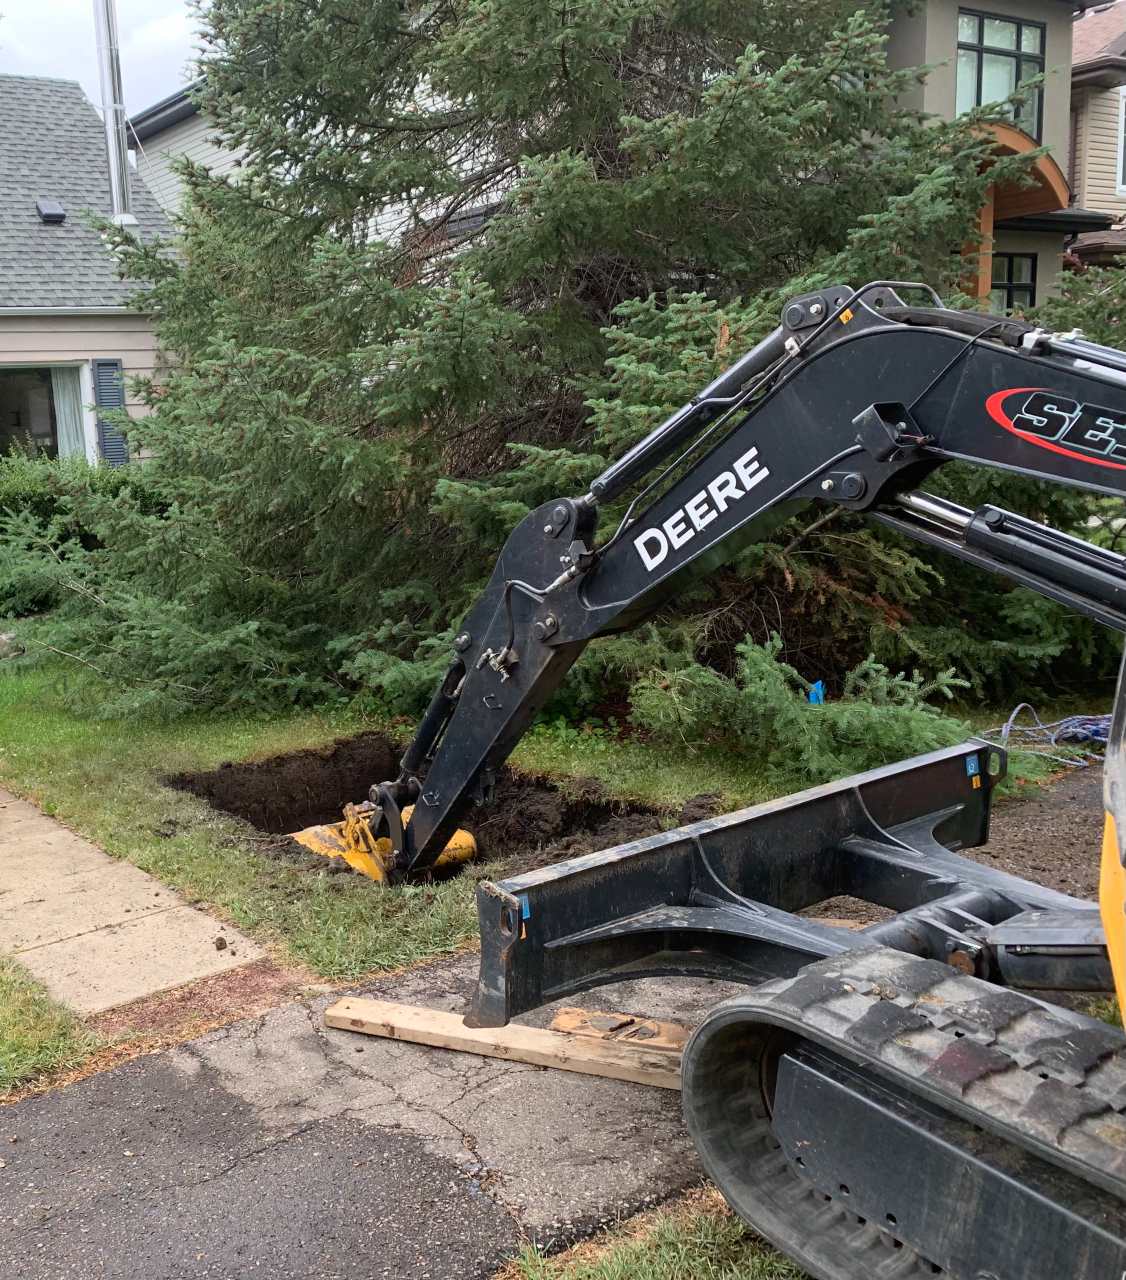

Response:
(170, 730), (1108, 902)
(168, 731), (699, 879)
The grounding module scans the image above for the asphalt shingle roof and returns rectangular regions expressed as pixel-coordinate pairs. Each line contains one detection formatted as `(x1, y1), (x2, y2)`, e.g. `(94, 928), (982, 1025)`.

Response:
(1074, 0), (1126, 66)
(0, 74), (170, 310)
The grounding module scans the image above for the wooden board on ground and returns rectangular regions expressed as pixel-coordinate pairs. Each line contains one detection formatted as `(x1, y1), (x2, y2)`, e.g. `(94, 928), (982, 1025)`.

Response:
(549, 1006), (690, 1053)
(324, 996), (683, 1090)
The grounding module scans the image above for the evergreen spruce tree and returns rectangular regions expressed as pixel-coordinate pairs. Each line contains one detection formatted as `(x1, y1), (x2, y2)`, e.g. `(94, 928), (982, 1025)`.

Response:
(4, 0), (1083, 716)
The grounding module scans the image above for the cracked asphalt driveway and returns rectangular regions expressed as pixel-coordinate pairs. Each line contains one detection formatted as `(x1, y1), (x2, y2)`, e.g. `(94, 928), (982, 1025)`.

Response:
(1, 955), (738, 1278)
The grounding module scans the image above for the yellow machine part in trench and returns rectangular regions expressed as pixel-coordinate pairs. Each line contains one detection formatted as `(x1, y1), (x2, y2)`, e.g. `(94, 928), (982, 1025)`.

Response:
(290, 802), (477, 883)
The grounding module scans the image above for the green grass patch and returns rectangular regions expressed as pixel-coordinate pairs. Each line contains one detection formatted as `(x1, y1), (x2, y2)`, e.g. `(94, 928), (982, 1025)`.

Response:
(0, 954), (100, 1096)
(0, 663), (783, 981)
(510, 1190), (799, 1279)
(0, 660), (1097, 983)
(515, 722), (779, 811)
(0, 664), (483, 979)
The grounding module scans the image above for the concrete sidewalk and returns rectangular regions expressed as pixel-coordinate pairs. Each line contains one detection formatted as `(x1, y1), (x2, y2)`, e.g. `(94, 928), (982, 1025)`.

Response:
(0, 788), (264, 1012)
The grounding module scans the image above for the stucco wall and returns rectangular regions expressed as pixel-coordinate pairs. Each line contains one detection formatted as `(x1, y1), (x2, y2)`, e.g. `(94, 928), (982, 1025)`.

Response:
(133, 112), (243, 213)
(885, 0), (1073, 172)
(884, 7), (929, 114)
(991, 229), (1066, 299)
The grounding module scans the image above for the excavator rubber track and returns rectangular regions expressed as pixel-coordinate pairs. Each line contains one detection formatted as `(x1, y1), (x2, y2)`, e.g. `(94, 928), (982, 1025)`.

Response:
(684, 946), (1126, 1280)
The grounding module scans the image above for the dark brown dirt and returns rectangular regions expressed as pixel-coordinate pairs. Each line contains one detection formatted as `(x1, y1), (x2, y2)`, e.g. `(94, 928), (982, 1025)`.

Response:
(168, 731), (684, 878)
(169, 733), (401, 835)
(171, 730), (1106, 895)
(974, 765), (1104, 902)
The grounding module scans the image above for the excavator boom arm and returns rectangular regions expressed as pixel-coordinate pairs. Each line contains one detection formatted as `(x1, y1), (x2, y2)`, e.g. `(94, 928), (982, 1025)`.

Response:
(387, 282), (1126, 873)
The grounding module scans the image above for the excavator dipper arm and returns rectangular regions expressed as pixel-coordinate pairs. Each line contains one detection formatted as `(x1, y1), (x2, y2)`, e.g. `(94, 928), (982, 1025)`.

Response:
(349, 283), (1126, 1279)
(384, 283), (1126, 874)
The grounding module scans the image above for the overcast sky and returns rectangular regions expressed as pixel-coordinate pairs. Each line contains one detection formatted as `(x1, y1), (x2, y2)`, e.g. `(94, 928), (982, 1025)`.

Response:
(0, 0), (199, 115)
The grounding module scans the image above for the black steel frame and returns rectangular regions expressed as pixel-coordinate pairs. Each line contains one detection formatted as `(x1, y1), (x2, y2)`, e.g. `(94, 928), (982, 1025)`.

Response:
(990, 250), (1039, 311)
(469, 740), (1110, 1027)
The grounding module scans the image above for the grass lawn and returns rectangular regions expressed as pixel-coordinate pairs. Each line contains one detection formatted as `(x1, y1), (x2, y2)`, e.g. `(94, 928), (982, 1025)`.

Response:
(0, 954), (99, 1095)
(0, 658), (1101, 1094)
(506, 1188), (800, 1280)
(0, 662), (783, 986)
(0, 660), (1092, 981)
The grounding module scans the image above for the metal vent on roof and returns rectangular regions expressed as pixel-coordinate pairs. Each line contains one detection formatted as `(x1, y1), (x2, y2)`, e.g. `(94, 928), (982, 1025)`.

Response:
(36, 199), (66, 226)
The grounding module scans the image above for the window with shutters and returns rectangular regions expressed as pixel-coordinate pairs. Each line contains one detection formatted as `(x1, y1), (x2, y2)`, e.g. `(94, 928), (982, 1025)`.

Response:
(91, 358), (130, 467)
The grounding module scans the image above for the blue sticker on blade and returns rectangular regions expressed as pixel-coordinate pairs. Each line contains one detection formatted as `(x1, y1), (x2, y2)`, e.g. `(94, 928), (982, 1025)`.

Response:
(520, 894), (531, 920)
(965, 756), (980, 777)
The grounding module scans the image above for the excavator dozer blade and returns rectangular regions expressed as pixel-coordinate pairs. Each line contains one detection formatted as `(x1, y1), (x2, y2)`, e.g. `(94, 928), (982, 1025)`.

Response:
(290, 802), (477, 884)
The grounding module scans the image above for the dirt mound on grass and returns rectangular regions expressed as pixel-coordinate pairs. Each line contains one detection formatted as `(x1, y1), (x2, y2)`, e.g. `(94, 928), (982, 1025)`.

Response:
(167, 731), (697, 878)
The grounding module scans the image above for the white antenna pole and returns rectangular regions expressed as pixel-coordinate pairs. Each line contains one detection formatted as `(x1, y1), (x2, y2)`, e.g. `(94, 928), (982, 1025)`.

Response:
(93, 0), (137, 226)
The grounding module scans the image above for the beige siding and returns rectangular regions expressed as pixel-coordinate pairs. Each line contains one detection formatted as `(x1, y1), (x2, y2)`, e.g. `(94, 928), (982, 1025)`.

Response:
(0, 313), (157, 414)
(1072, 86), (1090, 198)
(134, 112), (243, 213)
(1077, 85), (1126, 218)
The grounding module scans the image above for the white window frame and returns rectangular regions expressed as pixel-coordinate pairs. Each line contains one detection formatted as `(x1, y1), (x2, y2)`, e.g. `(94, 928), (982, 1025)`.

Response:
(1117, 86), (1126, 197)
(0, 359), (99, 461)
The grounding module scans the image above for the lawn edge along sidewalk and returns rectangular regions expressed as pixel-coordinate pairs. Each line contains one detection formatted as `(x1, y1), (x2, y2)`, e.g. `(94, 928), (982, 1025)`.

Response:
(0, 788), (265, 1014)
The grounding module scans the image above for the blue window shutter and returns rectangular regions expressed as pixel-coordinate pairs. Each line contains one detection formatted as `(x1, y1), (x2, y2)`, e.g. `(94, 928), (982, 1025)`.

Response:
(91, 358), (130, 467)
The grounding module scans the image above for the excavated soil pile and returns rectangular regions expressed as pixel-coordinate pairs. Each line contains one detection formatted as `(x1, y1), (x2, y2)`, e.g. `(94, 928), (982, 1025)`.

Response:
(168, 731), (697, 878)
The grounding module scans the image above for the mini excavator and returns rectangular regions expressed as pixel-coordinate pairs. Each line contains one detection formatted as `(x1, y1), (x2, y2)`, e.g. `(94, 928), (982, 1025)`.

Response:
(296, 282), (1126, 1278)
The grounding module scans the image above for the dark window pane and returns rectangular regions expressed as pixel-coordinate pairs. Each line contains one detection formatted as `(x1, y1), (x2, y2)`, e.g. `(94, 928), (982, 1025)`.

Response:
(956, 14), (1044, 138)
(1010, 286), (1034, 309)
(1011, 255), (1034, 284)
(1018, 87), (1042, 134)
(1019, 58), (1042, 82)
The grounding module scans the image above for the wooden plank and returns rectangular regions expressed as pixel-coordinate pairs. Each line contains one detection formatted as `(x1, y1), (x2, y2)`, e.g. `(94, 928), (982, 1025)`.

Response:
(549, 1007), (690, 1053)
(324, 996), (682, 1090)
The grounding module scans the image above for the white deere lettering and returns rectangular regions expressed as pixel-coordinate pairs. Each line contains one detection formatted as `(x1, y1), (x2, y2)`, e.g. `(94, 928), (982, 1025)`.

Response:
(685, 490), (716, 532)
(632, 446), (771, 572)
(708, 471), (743, 513)
(634, 527), (668, 571)
(662, 508), (693, 551)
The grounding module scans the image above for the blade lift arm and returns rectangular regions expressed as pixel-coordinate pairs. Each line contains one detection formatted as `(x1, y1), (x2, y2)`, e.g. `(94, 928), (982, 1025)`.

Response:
(374, 282), (1126, 875)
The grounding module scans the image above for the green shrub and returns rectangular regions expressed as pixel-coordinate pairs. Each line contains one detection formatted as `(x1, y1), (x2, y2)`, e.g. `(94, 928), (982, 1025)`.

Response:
(630, 635), (969, 785)
(0, 452), (158, 618)
(1, 1), (1034, 716)
(0, 451), (148, 522)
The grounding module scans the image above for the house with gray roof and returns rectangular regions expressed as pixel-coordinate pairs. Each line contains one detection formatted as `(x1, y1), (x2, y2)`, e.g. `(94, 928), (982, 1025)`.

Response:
(0, 73), (170, 464)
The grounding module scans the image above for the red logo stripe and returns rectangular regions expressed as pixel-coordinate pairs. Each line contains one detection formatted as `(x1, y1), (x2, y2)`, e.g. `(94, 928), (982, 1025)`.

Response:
(985, 387), (1126, 472)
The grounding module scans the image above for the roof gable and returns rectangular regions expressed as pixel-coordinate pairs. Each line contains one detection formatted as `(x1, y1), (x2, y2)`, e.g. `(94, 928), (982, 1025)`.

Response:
(0, 74), (170, 311)
(1074, 0), (1126, 65)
